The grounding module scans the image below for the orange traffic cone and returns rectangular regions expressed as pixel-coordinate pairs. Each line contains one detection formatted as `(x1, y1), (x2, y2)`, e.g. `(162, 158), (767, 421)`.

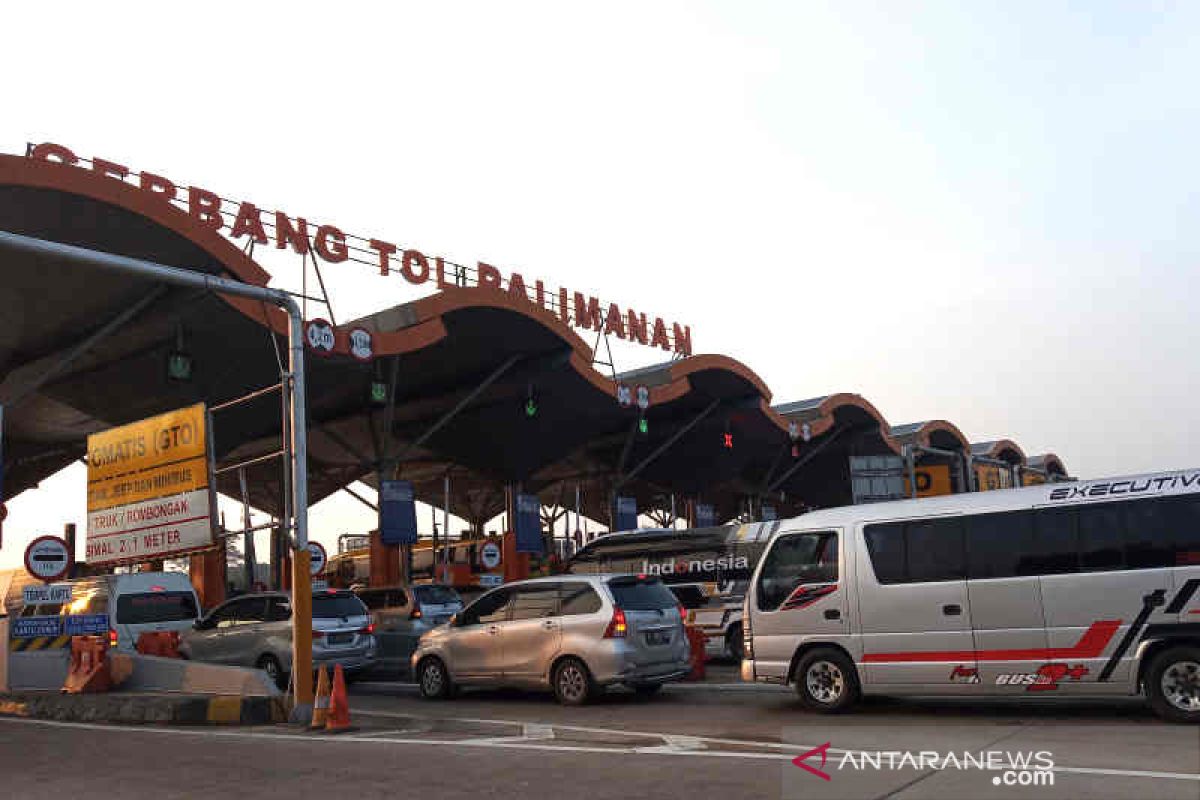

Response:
(325, 664), (352, 733)
(311, 666), (330, 730)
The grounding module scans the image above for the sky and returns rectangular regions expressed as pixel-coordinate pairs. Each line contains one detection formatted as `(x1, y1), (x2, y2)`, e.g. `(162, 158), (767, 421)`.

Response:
(1, 1), (1197, 569)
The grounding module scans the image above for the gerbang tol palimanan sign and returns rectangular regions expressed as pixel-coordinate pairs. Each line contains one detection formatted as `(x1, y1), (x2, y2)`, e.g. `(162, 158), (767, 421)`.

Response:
(28, 142), (693, 356)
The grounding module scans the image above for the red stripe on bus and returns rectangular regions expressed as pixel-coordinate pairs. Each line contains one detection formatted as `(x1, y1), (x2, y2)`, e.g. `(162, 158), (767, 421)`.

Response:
(861, 620), (1122, 663)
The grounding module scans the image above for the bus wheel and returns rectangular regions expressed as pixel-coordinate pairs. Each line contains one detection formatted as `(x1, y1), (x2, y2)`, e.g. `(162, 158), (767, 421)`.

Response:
(794, 648), (860, 713)
(1146, 646), (1200, 723)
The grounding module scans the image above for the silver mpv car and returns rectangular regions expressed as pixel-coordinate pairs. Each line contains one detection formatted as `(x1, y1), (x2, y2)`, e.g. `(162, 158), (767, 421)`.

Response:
(411, 574), (691, 705)
(181, 590), (376, 687)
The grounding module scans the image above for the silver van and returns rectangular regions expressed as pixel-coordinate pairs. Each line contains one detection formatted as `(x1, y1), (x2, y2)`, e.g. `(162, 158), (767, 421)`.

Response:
(742, 468), (1200, 722)
(412, 574), (690, 705)
(5, 571), (200, 653)
(355, 584), (464, 635)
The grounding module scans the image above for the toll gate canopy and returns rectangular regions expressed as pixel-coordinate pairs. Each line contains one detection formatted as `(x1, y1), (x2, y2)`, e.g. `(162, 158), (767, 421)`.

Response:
(0, 147), (1070, 545)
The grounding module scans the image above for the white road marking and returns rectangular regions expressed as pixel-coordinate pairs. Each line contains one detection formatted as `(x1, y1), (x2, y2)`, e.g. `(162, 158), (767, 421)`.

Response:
(354, 728), (426, 738)
(661, 735), (706, 751)
(523, 723), (555, 740)
(3, 716), (1198, 782)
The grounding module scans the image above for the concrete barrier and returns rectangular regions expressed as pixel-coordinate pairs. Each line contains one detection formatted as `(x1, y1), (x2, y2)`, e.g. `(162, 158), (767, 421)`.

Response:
(116, 654), (281, 697)
(0, 691), (286, 725)
(8, 650), (69, 691)
(7, 650), (279, 697)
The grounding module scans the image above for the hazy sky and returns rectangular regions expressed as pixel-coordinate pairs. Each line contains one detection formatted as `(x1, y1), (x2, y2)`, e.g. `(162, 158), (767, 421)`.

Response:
(1, 2), (1197, 568)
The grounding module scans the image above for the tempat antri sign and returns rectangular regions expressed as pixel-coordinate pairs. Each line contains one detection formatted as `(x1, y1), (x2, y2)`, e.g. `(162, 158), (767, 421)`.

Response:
(27, 142), (694, 357)
(85, 404), (216, 566)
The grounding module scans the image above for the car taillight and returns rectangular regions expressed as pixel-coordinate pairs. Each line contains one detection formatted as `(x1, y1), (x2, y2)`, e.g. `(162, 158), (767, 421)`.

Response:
(677, 604), (687, 623)
(311, 629), (325, 639)
(109, 629), (117, 648)
(409, 609), (423, 620)
(603, 607), (627, 638)
(360, 623), (376, 635)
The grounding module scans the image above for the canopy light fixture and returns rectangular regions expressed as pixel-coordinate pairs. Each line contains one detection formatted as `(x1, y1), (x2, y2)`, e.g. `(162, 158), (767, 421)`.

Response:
(166, 325), (192, 382)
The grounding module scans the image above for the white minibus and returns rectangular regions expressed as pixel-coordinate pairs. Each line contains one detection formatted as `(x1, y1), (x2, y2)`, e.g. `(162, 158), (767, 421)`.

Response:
(742, 469), (1200, 722)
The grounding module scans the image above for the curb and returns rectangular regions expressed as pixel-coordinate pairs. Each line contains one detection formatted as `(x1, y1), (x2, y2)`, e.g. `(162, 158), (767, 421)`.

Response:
(0, 692), (287, 725)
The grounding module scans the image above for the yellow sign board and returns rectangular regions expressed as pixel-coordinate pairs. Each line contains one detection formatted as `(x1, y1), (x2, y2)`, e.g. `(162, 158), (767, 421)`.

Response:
(904, 464), (953, 497)
(85, 404), (215, 565)
(974, 464), (1014, 492)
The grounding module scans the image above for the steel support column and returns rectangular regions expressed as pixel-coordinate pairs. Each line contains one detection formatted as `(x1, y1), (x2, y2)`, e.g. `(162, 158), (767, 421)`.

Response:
(0, 230), (314, 722)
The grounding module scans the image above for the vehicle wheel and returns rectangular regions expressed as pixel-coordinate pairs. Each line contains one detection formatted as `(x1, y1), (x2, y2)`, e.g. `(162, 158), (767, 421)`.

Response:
(631, 682), (663, 696)
(418, 657), (452, 700)
(553, 657), (595, 706)
(257, 655), (287, 690)
(793, 648), (860, 713)
(726, 624), (745, 661)
(1145, 646), (1200, 723)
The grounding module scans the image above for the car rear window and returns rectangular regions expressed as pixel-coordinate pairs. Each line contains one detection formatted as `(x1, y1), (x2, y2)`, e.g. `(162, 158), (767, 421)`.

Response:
(669, 585), (708, 609)
(413, 585), (460, 606)
(312, 593), (368, 619)
(356, 590), (388, 610)
(116, 592), (198, 624)
(608, 577), (677, 611)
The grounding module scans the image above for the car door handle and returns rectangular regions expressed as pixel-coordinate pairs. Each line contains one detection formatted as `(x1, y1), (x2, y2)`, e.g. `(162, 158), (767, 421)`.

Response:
(487, 625), (500, 635)
(823, 609), (841, 621)
(542, 620), (558, 630)
(942, 604), (962, 616)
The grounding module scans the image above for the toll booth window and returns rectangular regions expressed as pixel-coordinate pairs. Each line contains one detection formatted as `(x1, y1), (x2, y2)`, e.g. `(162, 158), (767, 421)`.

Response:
(559, 583), (602, 616)
(117, 592), (198, 625)
(756, 532), (838, 610)
(509, 586), (560, 620)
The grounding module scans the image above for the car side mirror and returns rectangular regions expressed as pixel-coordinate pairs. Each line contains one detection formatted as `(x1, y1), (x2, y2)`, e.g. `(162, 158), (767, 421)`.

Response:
(449, 614), (459, 627)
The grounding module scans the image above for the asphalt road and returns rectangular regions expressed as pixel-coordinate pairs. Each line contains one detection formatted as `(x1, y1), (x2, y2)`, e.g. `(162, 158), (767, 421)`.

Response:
(3, 676), (1198, 800)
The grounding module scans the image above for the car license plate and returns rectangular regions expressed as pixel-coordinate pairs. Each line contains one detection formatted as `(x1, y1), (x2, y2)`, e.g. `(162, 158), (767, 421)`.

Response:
(327, 632), (352, 645)
(644, 630), (670, 646)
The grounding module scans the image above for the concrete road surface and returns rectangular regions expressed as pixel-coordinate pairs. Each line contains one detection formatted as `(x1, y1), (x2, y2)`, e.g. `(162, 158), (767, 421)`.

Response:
(2, 680), (1197, 800)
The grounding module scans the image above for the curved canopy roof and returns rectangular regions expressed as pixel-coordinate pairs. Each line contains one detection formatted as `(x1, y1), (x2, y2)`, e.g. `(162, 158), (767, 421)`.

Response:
(0, 151), (1069, 530)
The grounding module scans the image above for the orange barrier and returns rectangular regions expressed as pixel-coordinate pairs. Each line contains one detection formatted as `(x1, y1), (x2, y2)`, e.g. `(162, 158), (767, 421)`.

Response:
(325, 664), (352, 732)
(311, 666), (331, 729)
(62, 636), (112, 694)
(684, 625), (707, 682)
(135, 631), (182, 658)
